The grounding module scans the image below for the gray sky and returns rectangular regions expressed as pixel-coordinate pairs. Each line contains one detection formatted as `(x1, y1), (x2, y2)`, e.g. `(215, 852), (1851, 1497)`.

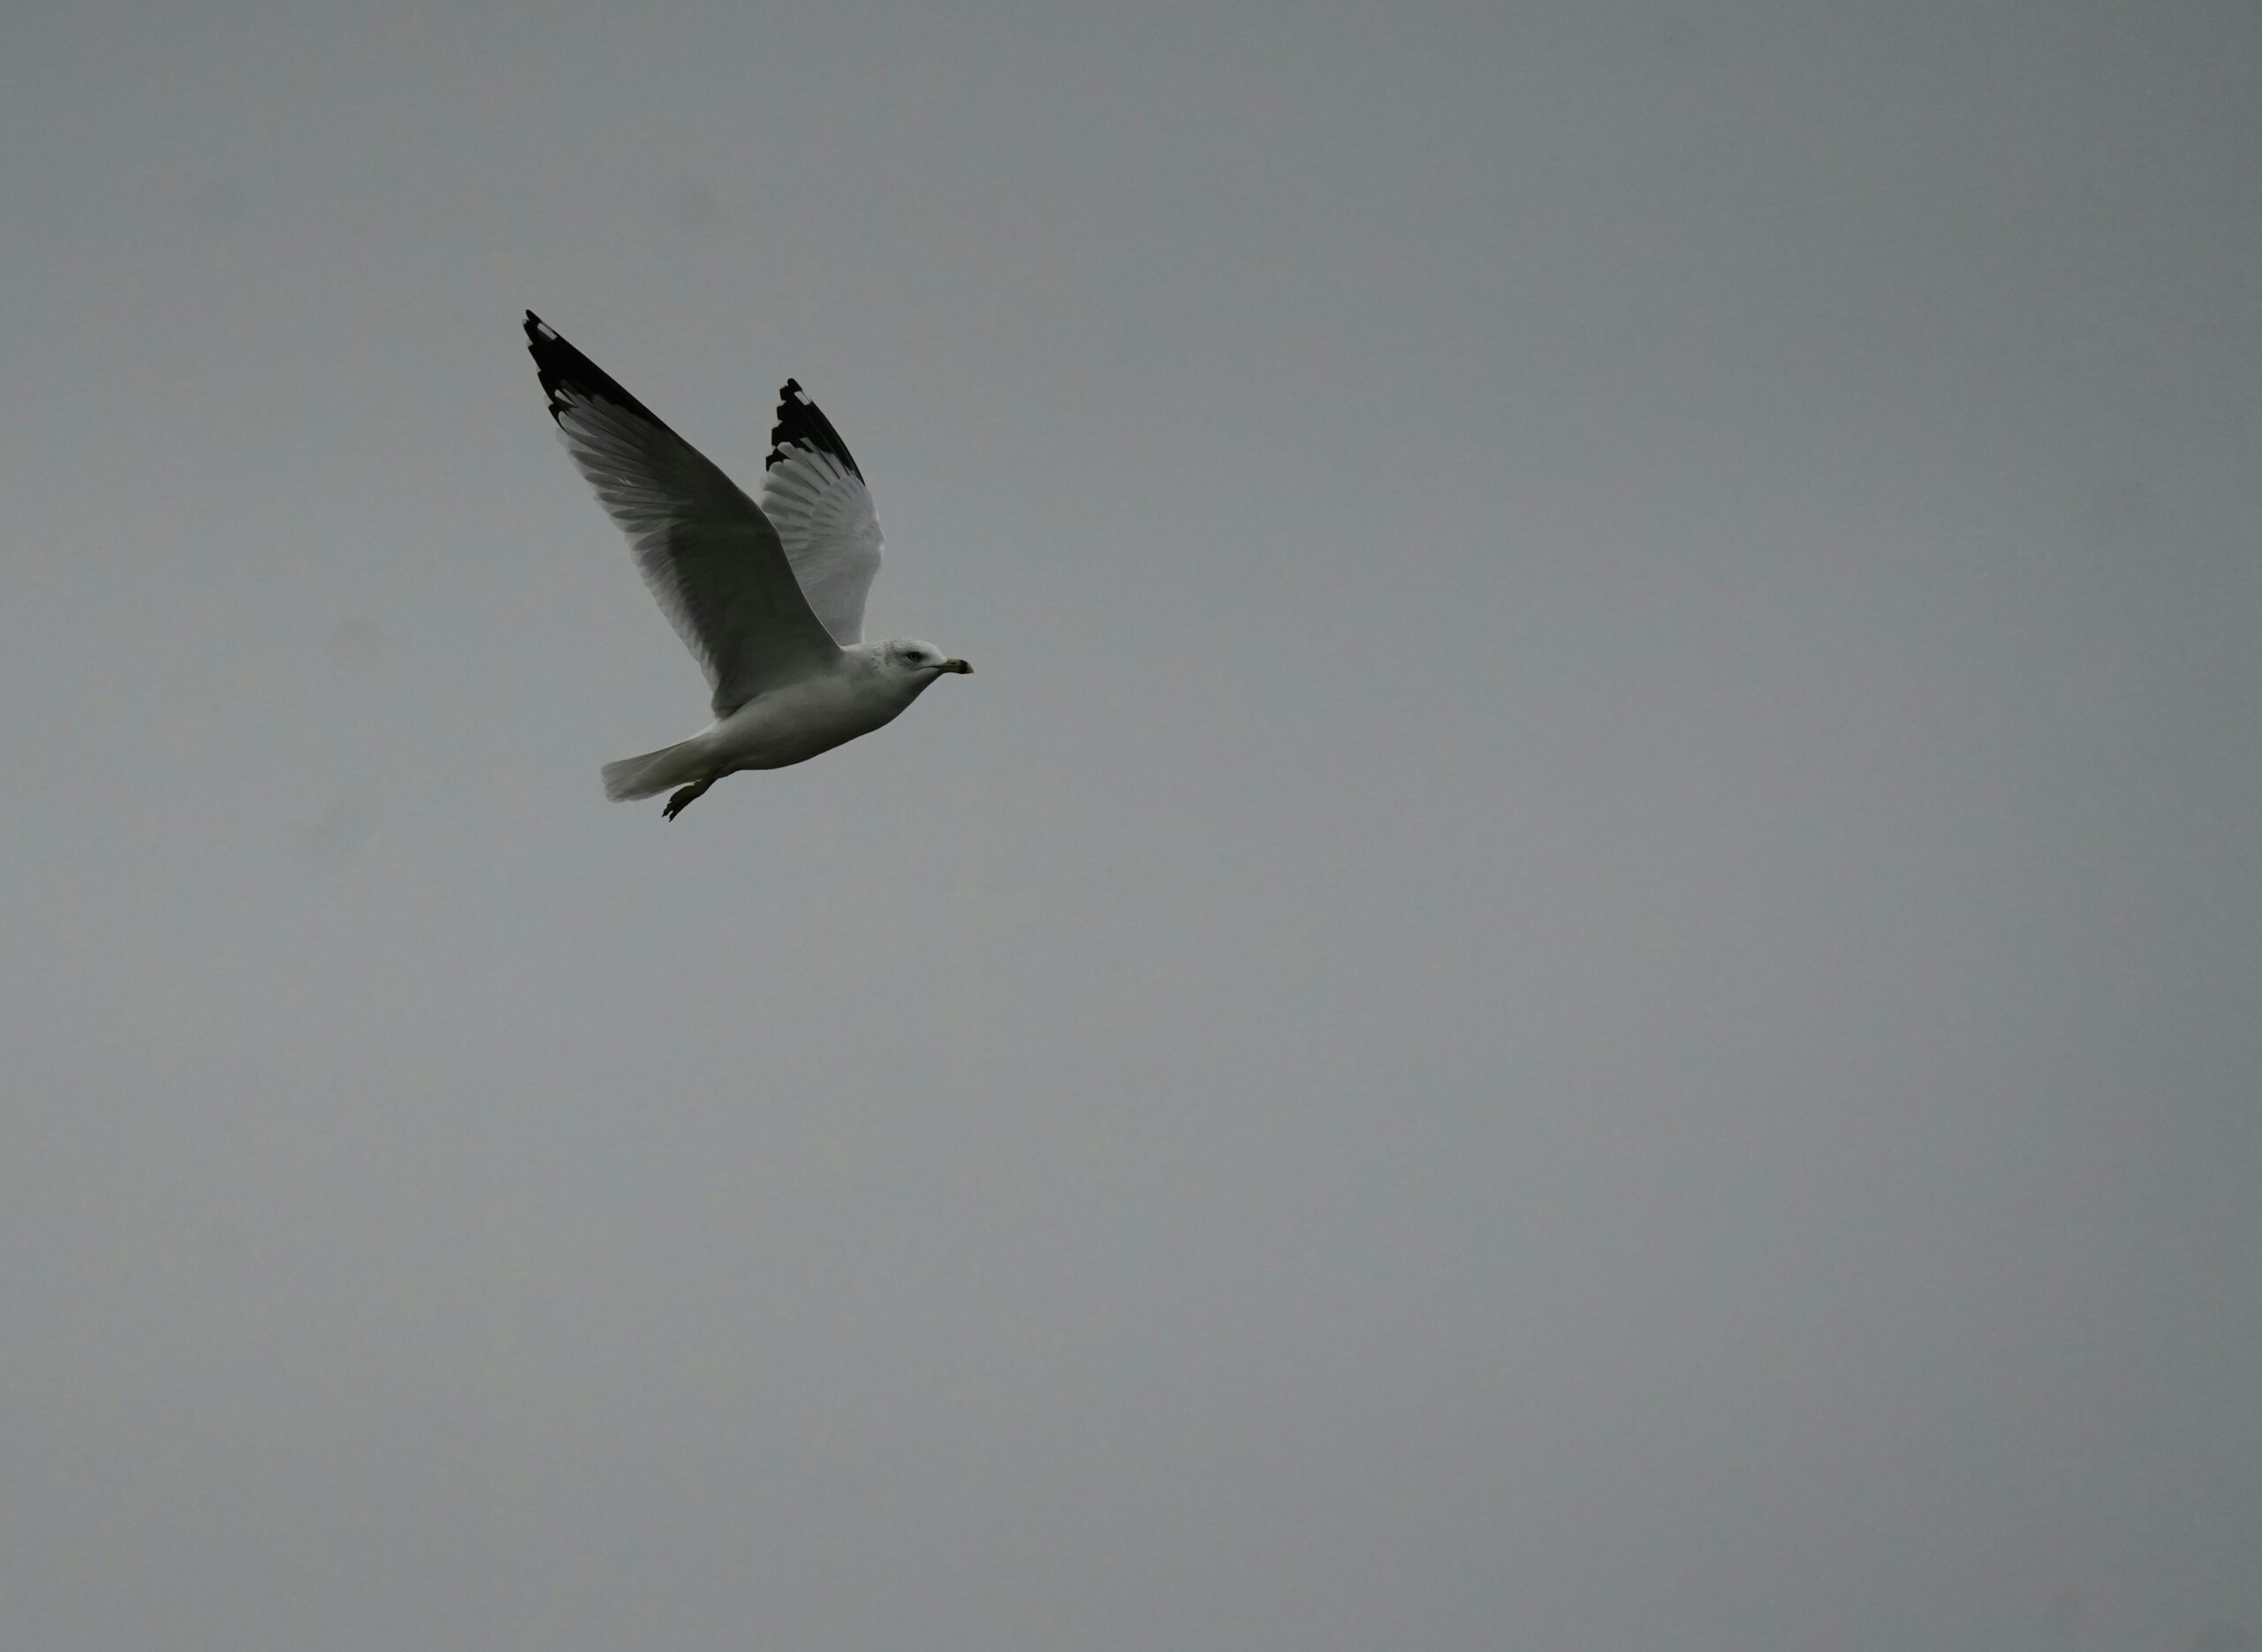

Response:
(4, 1), (2259, 1647)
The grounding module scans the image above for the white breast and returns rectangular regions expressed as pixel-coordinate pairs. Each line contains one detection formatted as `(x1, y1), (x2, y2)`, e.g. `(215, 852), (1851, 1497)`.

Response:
(702, 656), (922, 772)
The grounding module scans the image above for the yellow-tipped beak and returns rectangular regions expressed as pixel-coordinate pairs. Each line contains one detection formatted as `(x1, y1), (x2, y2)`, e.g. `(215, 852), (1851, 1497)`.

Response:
(942, 658), (972, 674)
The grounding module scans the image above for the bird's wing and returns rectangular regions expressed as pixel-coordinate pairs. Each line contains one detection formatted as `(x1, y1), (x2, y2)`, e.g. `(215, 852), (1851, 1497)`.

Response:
(758, 380), (884, 646)
(524, 314), (839, 715)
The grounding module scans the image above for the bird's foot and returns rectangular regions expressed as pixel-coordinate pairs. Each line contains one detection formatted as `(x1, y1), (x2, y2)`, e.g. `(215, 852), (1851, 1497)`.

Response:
(663, 778), (713, 821)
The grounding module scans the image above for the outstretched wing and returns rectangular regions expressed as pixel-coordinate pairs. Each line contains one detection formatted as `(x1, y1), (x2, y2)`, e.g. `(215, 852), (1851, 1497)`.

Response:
(759, 380), (884, 645)
(524, 313), (839, 715)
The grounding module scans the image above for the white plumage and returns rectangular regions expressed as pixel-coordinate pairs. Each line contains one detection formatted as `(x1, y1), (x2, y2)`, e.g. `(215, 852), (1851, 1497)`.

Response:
(525, 313), (969, 819)
(759, 390), (884, 647)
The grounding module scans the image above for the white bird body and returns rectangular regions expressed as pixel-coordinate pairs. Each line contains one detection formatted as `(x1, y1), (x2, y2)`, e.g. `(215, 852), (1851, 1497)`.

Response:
(523, 313), (969, 818)
(600, 644), (944, 799)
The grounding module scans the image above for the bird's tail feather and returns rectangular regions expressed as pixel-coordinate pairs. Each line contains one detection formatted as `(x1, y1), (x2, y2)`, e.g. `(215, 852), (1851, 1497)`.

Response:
(601, 738), (707, 801)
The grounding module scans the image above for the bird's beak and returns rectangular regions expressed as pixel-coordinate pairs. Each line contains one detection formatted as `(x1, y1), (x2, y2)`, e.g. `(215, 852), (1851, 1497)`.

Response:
(942, 658), (972, 674)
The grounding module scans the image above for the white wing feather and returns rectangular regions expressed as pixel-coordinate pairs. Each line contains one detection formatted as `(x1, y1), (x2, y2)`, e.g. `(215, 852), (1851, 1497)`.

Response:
(759, 380), (884, 646)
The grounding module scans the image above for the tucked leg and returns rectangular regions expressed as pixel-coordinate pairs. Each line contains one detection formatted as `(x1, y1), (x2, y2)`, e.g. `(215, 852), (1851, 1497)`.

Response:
(663, 777), (714, 821)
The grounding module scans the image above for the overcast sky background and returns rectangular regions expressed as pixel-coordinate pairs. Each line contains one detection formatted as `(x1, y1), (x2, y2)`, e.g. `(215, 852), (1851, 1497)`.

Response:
(4, 2), (2258, 1648)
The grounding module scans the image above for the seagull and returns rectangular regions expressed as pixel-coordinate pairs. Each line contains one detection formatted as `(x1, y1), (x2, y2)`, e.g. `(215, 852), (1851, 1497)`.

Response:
(523, 312), (969, 819)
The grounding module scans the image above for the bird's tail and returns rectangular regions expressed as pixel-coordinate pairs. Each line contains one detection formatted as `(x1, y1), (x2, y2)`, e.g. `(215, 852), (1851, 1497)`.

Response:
(601, 738), (709, 801)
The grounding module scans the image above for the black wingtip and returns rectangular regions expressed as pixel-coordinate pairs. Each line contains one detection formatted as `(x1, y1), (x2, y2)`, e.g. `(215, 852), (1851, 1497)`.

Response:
(521, 313), (668, 431)
(766, 378), (862, 479)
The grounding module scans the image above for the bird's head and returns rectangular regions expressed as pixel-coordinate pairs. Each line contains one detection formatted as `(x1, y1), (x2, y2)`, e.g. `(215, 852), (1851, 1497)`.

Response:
(884, 639), (972, 681)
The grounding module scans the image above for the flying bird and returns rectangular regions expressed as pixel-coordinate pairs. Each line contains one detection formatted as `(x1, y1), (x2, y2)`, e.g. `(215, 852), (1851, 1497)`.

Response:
(523, 312), (969, 819)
